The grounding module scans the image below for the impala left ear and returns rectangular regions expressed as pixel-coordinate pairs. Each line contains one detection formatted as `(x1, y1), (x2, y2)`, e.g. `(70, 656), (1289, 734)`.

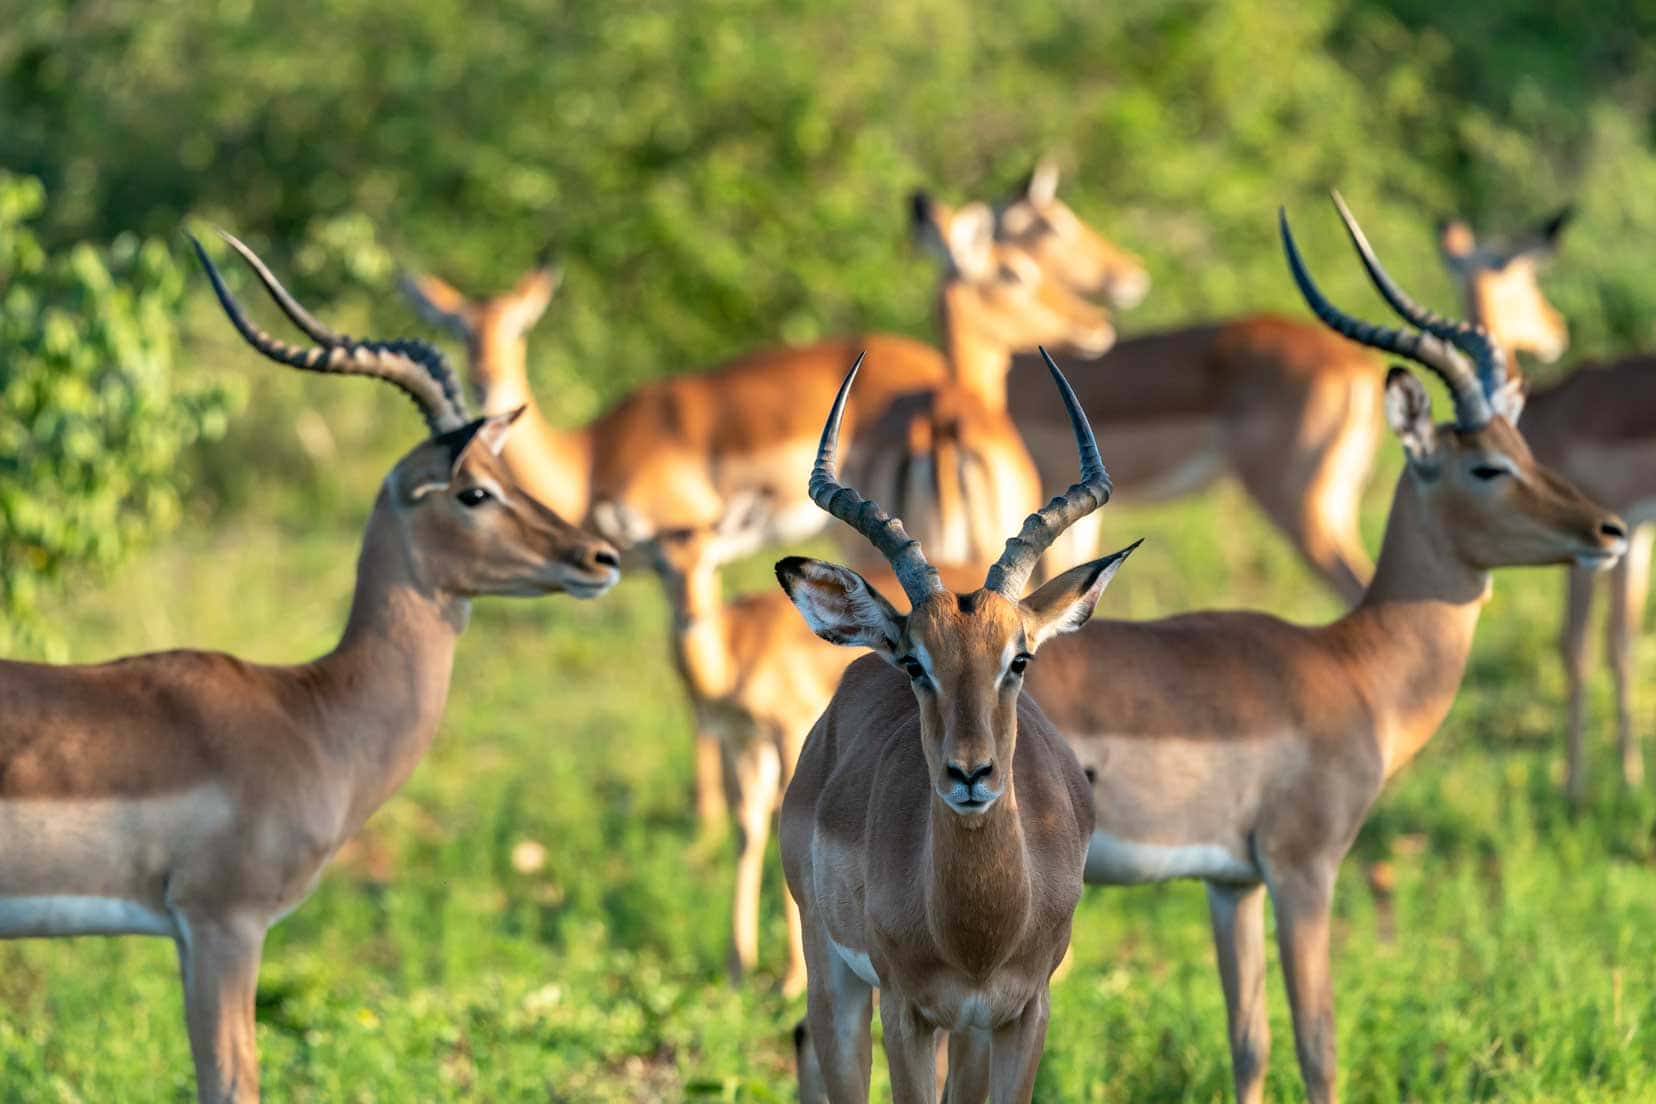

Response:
(1021, 540), (1140, 649)
(1022, 155), (1061, 208)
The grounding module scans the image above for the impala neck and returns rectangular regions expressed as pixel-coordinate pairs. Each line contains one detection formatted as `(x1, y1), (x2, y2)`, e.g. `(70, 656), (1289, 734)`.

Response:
(311, 488), (469, 834)
(470, 336), (595, 521)
(1459, 284), (1523, 384)
(662, 564), (737, 702)
(925, 783), (1032, 979)
(939, 290), (1012, 413)
(1336, 472), (1489, 778)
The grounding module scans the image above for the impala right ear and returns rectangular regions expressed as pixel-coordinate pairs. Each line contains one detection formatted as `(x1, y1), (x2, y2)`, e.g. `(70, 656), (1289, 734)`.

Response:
(1384, 367), (1440, 473)
(399, 271), (477, 340)
(776, 556), (905, 658)
(1022, 156), (1061, 208)
(498, 263), (561, 336)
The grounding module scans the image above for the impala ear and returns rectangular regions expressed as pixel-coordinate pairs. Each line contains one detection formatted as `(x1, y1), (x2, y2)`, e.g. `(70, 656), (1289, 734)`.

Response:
(1533, 205), (1573, 254)
(776, 557), (905, 659)
(471, 407), (526, 460)
(1491, 374), (1527, 425)
(944, 202), (997, 280)
(498, 263), (560, 335)
(1023, 156), (1061, 207)
(1021, 541), (1139, 649)
(400, 271), (476, 340)
(1384, 367), (1440, 473)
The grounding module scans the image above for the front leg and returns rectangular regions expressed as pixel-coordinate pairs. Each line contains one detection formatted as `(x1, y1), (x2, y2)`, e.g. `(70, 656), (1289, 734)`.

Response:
(988, 988), (1050, 1104)
(728, 739), (781, 984)
(1207, 881), (1271, 1104)
(881, 989), (942, 1104)
(175, 911), (268, 1103)
(1265, 862), (1339, 1104)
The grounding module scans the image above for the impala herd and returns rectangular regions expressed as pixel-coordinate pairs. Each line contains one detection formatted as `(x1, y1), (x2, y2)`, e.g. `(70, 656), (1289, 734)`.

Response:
(0, 159), (1649, 1104)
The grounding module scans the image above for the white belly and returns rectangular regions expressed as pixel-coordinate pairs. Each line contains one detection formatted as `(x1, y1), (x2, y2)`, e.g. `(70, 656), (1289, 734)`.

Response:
(0, 895), (175, 938)
(1083, 830), (1258, 885)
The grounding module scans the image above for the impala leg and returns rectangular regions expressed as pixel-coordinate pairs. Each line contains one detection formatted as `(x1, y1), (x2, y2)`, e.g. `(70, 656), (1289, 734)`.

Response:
(881, 990), (941, 1104)
(800, 920), (874, 1103)
(728, 739), (781, 985)
(1266, 865), (1339, 1104)
(1562, 567), (1596, 804)
(988, 989), (1050, 1104)
(176, 913), (267, 1104)
(1207, 881), (1271, 1104)
(942, 1028), (991, 1103)
(693, 725), (730, 833)
(1608, 527), (1652, 787)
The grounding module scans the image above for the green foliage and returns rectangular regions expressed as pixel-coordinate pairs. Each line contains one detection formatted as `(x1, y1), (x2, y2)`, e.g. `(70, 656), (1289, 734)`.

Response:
(2, 0), (1654, 428)
(0, 172), (236, 652)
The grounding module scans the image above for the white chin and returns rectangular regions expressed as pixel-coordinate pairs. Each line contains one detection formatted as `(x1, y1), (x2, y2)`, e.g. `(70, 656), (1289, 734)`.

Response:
(1574, 551), (1621, 571)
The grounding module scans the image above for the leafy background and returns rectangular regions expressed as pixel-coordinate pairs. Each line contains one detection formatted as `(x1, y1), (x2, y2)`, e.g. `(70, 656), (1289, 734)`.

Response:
(1, 0), (1654, 1099)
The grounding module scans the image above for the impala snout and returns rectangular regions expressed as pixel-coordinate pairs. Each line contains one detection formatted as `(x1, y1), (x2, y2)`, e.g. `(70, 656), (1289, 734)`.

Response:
(554, 539), (622, 597)
(1577, 515), (1629, 571)
(942, 758), (1001, 812)
(1105, 266), (1151, 311)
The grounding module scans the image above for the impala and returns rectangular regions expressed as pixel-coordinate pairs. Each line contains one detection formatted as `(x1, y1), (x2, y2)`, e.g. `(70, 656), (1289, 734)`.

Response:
(1001, 164), (1383, 603)
(0, 232), (620, 1104)
(1437, 209), (1654, 799)
(1022, 197), (1627, 1104)
(846, 193), (1116, 577)
(780, 350), (1136, 1103)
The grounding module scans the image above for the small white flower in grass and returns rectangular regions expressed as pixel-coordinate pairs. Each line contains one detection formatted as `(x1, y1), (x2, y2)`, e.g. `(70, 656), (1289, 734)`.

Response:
(511, 838), (548, 874)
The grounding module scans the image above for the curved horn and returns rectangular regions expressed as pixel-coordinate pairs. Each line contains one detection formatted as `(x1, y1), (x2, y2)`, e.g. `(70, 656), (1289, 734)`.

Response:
(213, 229), (350, 346)
(1328, 192), (1509, 395)
(809, 353), (943, 606)
(190, 234), (471, 435)
(984, 347), (1113, 599)
(1279, 208), (1493, 429)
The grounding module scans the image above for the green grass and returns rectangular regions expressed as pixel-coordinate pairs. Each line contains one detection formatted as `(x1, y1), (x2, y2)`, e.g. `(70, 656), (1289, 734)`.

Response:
(1, 441), (1653, 1102)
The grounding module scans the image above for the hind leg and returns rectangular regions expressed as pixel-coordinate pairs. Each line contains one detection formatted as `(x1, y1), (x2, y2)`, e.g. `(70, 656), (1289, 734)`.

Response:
(1608, 526), (1653, 787)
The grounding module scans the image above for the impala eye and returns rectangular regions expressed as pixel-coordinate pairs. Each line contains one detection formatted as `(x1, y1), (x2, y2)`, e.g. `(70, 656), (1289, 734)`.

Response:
(457, 486), (494, 507)
(1470, 464), (1508, 481)
(899, 657), (926, 681)
(1008, 653), (1032, 677)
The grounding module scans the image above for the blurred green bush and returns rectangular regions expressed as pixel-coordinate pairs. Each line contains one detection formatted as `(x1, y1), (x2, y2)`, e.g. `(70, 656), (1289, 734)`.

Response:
(0, 0), (1652, 625)
(0, 172), (237, 653)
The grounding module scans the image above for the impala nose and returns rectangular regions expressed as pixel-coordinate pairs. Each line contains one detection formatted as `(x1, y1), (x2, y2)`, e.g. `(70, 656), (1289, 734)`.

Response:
(1601, 519), (1628, 542)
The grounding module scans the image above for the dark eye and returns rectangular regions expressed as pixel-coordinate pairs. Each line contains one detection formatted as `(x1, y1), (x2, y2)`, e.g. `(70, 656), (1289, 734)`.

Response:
(899, 657), (926, 681)
(1008, 654), (1031, 677)
(1470, 464), (1508, 481)
(998, 264), (1028, 286)
(457, 486), (494, 507)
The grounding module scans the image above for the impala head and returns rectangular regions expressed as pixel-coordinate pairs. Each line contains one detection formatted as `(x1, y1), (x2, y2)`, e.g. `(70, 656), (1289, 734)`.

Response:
(638, 491), (772, 606)
(1438, 209), (1571, 367)
(1282, 196), (1626, 572)
(193, 231), (620, 599)
(777, 350), (1136, 818)
(400, 255), (560, 406)
(912, 191), (1117, 359)
(996, 156), (1151, 310)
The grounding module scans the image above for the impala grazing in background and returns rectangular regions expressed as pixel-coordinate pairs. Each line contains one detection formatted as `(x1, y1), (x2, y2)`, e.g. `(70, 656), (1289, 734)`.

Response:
(401, 191), (1114, 822)
(780, 351), (1135, 1104)
(0, 233), (620, 1104)
(1437, 210), (1655, 799)
(1022, 198), (1627, 1104)
(846, 193), (1116, 578)
(1002, 164), (1383, 604)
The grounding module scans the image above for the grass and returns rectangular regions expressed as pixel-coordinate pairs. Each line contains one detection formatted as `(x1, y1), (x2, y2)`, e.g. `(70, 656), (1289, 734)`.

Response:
(1, 425), (1653, 1102)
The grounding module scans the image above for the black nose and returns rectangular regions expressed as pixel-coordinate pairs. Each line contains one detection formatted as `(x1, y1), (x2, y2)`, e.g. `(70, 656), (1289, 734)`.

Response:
(593, 546), (621, 569)
(946, 760), (995, 787)
(1601, 519), (1628, 541)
